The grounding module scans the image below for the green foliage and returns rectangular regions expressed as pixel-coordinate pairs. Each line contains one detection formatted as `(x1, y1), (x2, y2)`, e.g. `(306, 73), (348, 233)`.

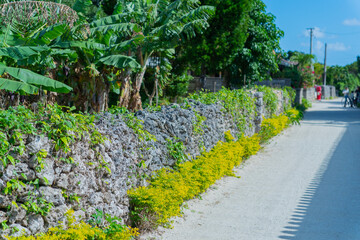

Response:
(34, 149), (48, 173)
(230, 0), (284, 85)
(224, 130), (235, 142)
(1, 220), (9, 231)
(173, 0), (251, 75)
(91, 0), (215, 110)
(3, 179), (26, 195)
(255, 85), (278, 116)
(192, 111), (207, 136)
(0, 64), (72, 94)
(62, 190), (81, 204)
(327, 65), (360, 92)
(283, 86), (296, 107)
(21, 194), (54, 216)
(285, 108), (303, 125)
(189, 88), (256, 136)
(0, 104), (104, 169)
(88, 209), (135, 238)
(164, 73), (192, 102)
(166, 138), (188, 166)
(301, 99), (312, 109)
(294, 99), (312, 112)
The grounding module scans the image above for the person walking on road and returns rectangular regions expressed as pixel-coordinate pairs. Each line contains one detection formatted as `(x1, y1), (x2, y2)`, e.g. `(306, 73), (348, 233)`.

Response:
(343, 87), (353, 107)
(355, 86), (360, 105)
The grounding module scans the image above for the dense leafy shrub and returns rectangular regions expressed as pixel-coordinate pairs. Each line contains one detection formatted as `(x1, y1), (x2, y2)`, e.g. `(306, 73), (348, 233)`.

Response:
(285, 108), (303, 125)
(301, 99), (312, 109)
(188, 88), (256, 136)
(255, 85), (278, 116)
(295, 98), (312, 112)
(0, 104), (104, 167)
(283, 87), (296, 102)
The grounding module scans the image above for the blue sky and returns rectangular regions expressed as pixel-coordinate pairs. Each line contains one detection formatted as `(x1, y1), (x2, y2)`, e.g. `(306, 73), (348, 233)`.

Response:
(262, 0), (360, 66)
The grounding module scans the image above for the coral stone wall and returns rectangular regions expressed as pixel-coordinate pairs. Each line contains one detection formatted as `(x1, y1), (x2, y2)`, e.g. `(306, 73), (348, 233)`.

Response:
(0, 90), (290, 237)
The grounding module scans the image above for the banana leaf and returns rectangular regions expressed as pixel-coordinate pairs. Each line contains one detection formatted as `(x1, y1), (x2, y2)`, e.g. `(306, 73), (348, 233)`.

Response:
(99, 55), (140, 70)
(54, 41), (107, 50)
(0, 65), (72, 93)
(31, 24), (70, 45)
(0, 78), (38, 94)
(0, 46), (50, 61)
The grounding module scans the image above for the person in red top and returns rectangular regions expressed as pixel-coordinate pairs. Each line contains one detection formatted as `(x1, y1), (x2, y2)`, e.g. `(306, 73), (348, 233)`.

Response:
(316, 86), (322, 100)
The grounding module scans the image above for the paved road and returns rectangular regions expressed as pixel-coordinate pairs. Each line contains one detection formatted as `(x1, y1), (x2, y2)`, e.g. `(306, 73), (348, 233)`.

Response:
(145, 100), (360, 240)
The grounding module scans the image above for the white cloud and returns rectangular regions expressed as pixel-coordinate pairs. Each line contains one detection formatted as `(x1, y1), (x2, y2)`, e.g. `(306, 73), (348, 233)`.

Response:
(315, 40), (324, 52)
(303, 27), (325, 38)
(343, 18), (360, 26)
(328, 42), (350, 51)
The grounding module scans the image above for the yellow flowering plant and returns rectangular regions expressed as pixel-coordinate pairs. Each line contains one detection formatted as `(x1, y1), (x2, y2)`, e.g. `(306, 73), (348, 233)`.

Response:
(5, 210), (139, 240)
(128, 108), (303, 231)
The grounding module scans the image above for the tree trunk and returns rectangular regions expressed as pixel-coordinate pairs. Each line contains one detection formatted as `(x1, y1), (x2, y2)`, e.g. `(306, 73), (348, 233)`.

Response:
(223, 70), (231, 88)
(142, 79), (156, 107)
(129, 67), (147, 111)
(119, 72), (132, 108)
(155, 78), (159, 107)
(93, 77), (109, 112)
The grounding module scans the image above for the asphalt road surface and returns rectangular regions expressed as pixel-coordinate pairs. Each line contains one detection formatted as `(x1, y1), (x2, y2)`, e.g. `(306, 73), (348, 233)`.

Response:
(144, 99), (360, 240)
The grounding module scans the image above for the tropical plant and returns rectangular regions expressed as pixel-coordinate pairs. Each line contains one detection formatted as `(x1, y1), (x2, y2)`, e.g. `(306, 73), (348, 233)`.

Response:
(327, 65), (360, 92)
(173, 0), (252, 79)
(92, 0), (215, 110)
(0, 63), (72, 94)
(0, 2), (76, 95)
(230, 0), (284, 85)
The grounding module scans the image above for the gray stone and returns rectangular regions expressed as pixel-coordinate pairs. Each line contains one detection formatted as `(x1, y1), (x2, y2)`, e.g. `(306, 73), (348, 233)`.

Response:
(36, 160), (55, 185)
(27, 215), (44, 234)
(8, 224), (31, 237)
(0, 211), (7, 222)
(26, 136), (50, 154)
(0, 178), (4, 191)
(8, 207), (27, 224)
(0, 195), (10, 208)
(55, 174), (69, 189)
(16, 163), (36, 181)
(39, 187), (65, 206)
(88, 192), (103, 205)
(44, 205), (68, 228)
(73, 210), (86, 222)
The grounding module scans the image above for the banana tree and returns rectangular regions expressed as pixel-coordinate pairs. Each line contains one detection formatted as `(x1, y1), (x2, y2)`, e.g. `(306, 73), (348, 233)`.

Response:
(0, 24), (75, 95)
(91, 0), (215, 110)
(0, 2), (78, 102)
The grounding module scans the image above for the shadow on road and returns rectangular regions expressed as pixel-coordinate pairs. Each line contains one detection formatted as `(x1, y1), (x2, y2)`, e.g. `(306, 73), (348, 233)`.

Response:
(278, 102), (360, 240)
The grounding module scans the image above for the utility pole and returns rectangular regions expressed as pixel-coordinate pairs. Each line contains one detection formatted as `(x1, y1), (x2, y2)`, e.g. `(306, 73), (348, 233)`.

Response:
(323, 43), (327, 86)
(307, 28), (314, 55)
(307, 27), (315, 86)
